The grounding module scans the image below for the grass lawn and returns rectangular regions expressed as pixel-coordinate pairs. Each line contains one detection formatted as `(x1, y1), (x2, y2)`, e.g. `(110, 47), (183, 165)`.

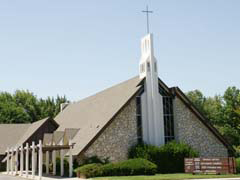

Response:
(93, 173), (240, 180)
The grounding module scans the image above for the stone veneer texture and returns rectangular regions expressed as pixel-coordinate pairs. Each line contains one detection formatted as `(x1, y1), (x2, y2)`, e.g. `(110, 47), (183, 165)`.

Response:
(83, 97), (138, 162)
(173, 96), (228, 157)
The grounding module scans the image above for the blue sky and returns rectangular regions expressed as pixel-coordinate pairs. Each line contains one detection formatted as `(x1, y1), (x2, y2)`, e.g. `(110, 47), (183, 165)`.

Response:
(0, 0), (239, 101)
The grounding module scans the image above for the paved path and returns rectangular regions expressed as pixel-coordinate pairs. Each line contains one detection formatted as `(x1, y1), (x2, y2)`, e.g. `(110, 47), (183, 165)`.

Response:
(0, 174), (24, 180)
(0, 173), (80, 180)
(2, 173), (239, 180)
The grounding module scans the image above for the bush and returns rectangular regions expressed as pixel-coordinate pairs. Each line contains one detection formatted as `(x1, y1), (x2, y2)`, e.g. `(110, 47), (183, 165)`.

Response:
(82, 155), (109, 165)
(128, 141), (199, 173)
(74, 163), (102, 178)
(236, 158), (240, 173)
(74, 158), (157, 178)
(101, 158), (157, 176)
(128, 143), (159, 162)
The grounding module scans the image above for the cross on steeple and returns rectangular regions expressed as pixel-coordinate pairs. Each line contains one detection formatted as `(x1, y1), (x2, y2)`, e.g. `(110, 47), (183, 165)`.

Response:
(142, 5), (153, 34)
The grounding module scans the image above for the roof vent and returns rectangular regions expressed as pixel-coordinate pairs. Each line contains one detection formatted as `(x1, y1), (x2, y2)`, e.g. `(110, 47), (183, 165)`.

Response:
(60, 103), (69, 112)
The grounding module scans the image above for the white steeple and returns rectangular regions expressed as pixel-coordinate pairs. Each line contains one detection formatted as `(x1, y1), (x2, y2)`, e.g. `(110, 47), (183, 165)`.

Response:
(139, 34), (157, 79)
(139, 33), (165, 146)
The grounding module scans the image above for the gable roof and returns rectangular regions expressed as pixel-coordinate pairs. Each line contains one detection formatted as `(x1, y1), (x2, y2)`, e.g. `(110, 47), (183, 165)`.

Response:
(0, 124), (30, 155)
(16, 117), (57, 146)
(0, 117), (58, 155)
(170, 86), (234, 154)
(55, 76), (143, 156)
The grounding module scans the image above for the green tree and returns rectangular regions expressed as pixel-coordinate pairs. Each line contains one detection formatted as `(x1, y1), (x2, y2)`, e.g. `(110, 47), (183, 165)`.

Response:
(221, 87), (240, 145)
(187, 86), (240, 146)
(222, 87), (240, 128)
(0, 90), (68, 124)
(186, 90), (206, 115)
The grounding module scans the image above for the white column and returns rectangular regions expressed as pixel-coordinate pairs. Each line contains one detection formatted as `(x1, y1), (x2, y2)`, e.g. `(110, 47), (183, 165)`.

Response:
(60, 140), (64, 177)
(25, 143), (29, 178)
(6, 148), (9, 174)
(38, 140), (42, 180)
(69, 140), (73, 177)
(46, 151), (49, 174)
(35, 152), (37, 174)
(15, 147), (18, 175)
(20, 145), (23, 176)
(60, 149), (64, 176)
(10, 149), (13, 175)
(32, 141), (35, 178)
(52, 150), (56, 175)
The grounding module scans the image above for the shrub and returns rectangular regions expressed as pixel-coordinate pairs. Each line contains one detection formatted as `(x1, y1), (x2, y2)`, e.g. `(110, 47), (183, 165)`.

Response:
(128, 141), (199, 173)
(82, 155), (109, 165)
(236, 158), (240, 173)
(101, 158), (157, 176)
(74, 158), (157, 178)
(128, 143), (159, 162)
(74, 163), (102, 178)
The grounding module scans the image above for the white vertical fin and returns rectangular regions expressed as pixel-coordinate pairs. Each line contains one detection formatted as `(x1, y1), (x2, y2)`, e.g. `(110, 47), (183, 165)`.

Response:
(139, 34), (165, 146)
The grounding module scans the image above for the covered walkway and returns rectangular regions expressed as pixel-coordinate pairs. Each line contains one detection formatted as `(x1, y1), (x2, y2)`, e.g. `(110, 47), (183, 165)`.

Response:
(2, 129), (79, 180)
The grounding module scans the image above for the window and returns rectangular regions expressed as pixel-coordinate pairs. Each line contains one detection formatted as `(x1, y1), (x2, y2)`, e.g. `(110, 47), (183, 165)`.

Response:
(147, 62), (150, 72)
(140, 64), (145, 73)
(154, 62), (157, 72)
(159, 85), (175, 144)
(136, 88), (144, 143)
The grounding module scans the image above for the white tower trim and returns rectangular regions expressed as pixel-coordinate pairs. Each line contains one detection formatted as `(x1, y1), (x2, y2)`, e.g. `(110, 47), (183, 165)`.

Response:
(139, 33), (165, 146)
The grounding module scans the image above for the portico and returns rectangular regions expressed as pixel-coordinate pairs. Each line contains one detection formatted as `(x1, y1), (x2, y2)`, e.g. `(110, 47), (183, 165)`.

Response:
(4, 129), (75, 180)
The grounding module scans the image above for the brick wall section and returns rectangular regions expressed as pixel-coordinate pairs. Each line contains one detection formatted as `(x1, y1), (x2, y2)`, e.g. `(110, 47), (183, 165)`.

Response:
(82, 97), (138, 162)
(173, 96), (228, 157)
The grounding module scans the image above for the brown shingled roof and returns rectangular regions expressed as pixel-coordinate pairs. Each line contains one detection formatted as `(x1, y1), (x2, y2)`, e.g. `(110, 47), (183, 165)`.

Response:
(55, 76), (143, 156)
(0, 117), (57, 155)
(16, 117), (50, 146)
(0, 124), (30, 154)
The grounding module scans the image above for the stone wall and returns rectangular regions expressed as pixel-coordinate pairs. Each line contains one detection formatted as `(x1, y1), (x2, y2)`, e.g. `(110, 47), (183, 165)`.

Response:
(82, 97), (138, 162)
(173, 96), (228, 157)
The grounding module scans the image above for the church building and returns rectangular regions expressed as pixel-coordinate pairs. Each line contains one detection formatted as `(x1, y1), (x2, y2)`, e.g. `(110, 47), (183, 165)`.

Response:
(0, 33), (234, 170)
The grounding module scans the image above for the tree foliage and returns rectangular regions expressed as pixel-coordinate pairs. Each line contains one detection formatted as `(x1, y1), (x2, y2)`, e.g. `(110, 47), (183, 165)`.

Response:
(186, 86), (240, 146)
(0, 90), (68, 124)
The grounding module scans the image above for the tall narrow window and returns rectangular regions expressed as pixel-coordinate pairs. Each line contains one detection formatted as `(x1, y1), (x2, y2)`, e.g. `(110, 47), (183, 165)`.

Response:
(159, 85), (175, 144)
(136, 88), (144, 143)
(154, 62), (157, 72)
(147, 62), (150, 72)
(140, 64), (145, 73)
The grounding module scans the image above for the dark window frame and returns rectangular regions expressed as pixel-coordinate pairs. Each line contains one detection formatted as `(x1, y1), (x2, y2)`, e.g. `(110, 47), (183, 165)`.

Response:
(159, 85), (175, 144)
(136, 87), (144, 143)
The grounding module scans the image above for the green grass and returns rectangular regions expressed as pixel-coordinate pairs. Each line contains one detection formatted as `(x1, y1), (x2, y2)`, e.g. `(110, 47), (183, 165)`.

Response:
(93, 173), (240, 180)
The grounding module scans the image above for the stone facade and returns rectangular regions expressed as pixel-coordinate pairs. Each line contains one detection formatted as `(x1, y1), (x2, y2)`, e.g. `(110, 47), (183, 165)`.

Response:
(173, 96), (228, 157)
(82, 97), (138, 162)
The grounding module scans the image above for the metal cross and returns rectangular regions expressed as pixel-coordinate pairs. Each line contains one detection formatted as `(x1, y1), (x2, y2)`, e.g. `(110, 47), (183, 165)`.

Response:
(142, 5), (153, 34)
